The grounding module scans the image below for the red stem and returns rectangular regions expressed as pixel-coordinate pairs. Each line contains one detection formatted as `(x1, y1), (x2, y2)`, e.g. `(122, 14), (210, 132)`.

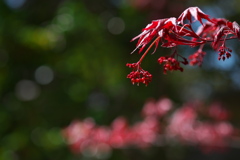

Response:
(138, 36), (161, 64)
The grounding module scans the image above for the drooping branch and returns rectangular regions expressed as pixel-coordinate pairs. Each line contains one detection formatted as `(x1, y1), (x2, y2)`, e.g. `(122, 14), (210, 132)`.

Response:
(126, 6), (240, 85)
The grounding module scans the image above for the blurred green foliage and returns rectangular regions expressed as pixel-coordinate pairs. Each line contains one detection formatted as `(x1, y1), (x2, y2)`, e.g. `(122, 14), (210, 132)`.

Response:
(0, 0), (240, 159)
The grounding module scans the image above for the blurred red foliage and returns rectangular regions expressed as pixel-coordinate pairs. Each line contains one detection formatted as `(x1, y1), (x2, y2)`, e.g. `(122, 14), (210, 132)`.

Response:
(63, 98), (237, 156)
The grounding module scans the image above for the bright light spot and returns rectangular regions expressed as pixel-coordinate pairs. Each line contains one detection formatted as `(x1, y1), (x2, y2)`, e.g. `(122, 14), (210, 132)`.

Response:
(35, 66), (54, 85)
(81, 142), (111, 159)
(81, 141), (98, 157)
(95, 143), (112, 159)
(4, 0), (25, 9)
(56, 14), (74, 31)
(107, 17), (125, 35)
(15, 80), (40, 101)
(216, 122), (233, 136)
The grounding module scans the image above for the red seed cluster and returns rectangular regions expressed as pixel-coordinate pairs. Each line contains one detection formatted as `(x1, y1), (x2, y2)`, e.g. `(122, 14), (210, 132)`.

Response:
(218, 46), (232, 61)
(126, 63), (152, 86)
(189, 50), (206, 66)
(127, 70), (152, 86)
(126, 63), (138, 68)
(158, 57), (184, 74)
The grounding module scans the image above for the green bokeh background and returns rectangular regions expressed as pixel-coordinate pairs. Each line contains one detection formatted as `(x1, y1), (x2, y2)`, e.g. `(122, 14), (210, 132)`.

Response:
(0, 0), (240, 159)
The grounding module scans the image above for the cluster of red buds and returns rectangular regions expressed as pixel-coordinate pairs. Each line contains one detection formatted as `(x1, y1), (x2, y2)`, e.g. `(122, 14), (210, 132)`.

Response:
(127, 7), (240, 85)
(126, 63), (152, 85)
(158, 57), (184, 74)
(218, 45), (232, 61)
(63, 98), (237, 157)
(189, 49), (206, 66)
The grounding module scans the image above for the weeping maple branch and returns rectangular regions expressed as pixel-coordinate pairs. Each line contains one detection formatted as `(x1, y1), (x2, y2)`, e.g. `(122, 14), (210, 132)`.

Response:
(127, 6), (240, 85)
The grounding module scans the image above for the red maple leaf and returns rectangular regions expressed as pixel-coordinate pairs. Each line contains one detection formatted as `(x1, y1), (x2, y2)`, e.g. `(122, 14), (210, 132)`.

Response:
(178, 7), (213, 25)
(231, 21), (240, 39)
(131, 18), (177, 53)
